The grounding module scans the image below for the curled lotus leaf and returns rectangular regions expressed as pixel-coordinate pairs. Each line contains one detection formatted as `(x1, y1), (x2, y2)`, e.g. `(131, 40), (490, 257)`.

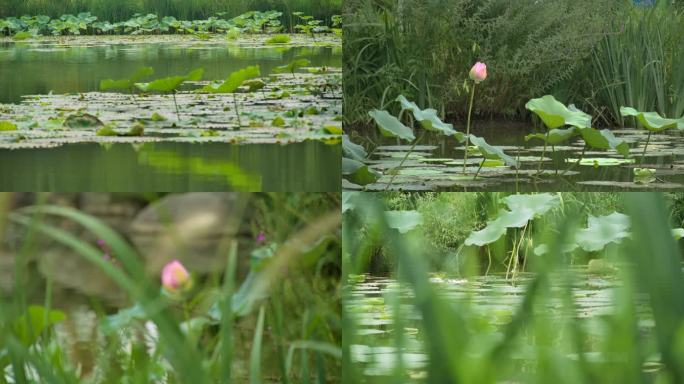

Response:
(525, 95), (591, 129)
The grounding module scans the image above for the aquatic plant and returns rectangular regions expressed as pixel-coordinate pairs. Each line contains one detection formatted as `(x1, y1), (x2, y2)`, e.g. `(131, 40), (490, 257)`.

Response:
(620, 106), (684, 163)
(343, 192), (684, 383)
(135, 68), (204, 122)
(0, 193), (342, 382)
(525, 95), (630, 173)
(198, 65), (260, 126)
(0, 10), (341, 37)
(161, 260), (191, 293)
(463, 61), (487, 173)
(274, 59), (311, 79)
(100, 66), (154, 96)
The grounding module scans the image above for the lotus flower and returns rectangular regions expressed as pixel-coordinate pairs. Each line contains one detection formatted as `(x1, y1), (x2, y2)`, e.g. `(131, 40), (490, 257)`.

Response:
(469, 62), (487, 83)
(161, 260), (190, 292)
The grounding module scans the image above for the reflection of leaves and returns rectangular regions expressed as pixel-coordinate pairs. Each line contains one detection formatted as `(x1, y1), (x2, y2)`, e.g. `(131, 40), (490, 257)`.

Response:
(634, 168), (657, 184)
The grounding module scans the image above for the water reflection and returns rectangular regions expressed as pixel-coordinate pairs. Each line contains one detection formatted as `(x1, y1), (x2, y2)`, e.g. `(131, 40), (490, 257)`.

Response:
(0, 141), (341, 191)
(0, 42), (341, 103)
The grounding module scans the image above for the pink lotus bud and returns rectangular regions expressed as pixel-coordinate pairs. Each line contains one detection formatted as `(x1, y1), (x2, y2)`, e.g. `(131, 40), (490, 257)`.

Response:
(469, 62), (487, 83)
(161, 260), (190, 292)
(256, 232), (266, 243)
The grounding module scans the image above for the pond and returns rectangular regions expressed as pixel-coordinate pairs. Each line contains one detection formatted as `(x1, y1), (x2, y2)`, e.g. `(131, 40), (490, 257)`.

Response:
(0, 35), (341, 103)
(344, 122), (684, 191)
(0, 35), (342, 191)
(345, 269), (659, 381)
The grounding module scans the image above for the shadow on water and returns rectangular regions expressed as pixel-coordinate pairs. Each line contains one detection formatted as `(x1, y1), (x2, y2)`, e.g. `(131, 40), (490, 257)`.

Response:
(0, 141), (341, 191)
(0, 41), (341, 103)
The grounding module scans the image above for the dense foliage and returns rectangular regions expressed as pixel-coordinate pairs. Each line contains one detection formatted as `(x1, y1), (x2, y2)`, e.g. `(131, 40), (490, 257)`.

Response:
(343, 0), (684, 127)
(0, 0), (341, 27)
(0, 10), (341, 36)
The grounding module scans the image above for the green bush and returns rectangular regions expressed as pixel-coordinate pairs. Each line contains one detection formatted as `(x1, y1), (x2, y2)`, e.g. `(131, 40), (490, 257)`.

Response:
(343, 0), (619, 126)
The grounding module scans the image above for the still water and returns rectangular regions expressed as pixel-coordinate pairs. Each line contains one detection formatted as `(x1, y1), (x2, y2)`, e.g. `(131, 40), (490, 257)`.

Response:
(0, 39), (341, 103)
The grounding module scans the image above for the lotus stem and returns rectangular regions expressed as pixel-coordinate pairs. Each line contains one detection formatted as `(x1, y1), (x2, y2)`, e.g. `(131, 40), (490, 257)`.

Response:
(384, 131), (425, 191)
(172, 91), (180, 122)
(473, 159), (484, 180)
(640, 131), (652, 165)
(563, 145), (587, 176)
(536, 130), (550, 175)
(463, 83), (476, 174)
(233, 93), (242, 127)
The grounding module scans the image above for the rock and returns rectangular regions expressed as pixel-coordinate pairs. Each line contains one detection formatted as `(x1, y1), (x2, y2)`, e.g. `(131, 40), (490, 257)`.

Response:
(130, 193), (251, 275)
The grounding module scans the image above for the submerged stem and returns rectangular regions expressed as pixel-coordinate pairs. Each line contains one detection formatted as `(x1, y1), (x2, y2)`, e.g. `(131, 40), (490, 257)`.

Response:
(172, 91), (180, 122)
(233, 93), (242, 127)
(640, 131), (652, 165)
(536, 130), (550, 175)
(463, 83), (477, 174)
(384, 132), (425, 191)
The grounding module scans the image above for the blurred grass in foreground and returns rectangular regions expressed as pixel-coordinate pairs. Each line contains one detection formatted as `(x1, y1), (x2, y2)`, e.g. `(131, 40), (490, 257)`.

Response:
(343, 192), (684, 383)
(0, 192), (341, 383)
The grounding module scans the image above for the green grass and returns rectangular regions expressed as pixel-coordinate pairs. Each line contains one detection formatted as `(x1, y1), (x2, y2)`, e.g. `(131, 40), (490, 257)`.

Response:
(0, 193), (342, 383)
(265, 34), (291, 44)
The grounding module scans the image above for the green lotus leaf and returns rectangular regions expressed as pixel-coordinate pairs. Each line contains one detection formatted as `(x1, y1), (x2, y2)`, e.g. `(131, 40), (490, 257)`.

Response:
(136, 68), (204, 93)
(368, 109), (415, 141)
(385, 210), (423, 234)
(468, 135), (518, 167)
(395, 95), (460, 137)
(525, 127), (578, 145)
(619, 106), (682, 132)
(342, 157), (380, 186)
(273, 59), (311, 74)
(575, 212), (631, 252)
(577, 127), (630, 157)
(100, 66), (154, 91)
(504, 193), (560, 216)
(525, 95), (592, 129)
(343, 135), (367, 161)
(199, 65), (260, 94)
(672, 228), (684, 241)
(0, 120), (18, 131)
(465, 193), (560, 246)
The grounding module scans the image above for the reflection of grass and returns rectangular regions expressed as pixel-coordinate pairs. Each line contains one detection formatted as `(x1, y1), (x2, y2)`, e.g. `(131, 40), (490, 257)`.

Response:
(138, 147), (262, 190)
